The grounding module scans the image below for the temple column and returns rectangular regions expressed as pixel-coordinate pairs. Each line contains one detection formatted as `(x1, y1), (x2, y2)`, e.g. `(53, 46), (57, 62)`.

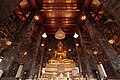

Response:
(88, 55), (99, 78)
(38, 39), (45, 78)
(0, 0), (22, 22)
(86, 55), (95, 79)
(28, 25), (43, 79)
(77, 26), (94, 79)
(85, 19), (120, 78)
(74, 39), (82, 74)
(0, 11), (35, 79)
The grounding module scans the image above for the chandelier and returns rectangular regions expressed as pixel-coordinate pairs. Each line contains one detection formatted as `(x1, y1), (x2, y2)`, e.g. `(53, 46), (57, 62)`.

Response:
(55, 27), (65, 40)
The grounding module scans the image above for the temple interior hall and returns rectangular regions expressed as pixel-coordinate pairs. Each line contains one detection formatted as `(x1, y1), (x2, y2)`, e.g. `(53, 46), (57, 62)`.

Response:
(0, 0), (120, 80)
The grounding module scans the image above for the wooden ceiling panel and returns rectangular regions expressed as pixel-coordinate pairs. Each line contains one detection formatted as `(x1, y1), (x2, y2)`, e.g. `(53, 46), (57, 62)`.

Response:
(16, 0), (102, 34)
(44, 24), (76, 34)
(42, 10), (79, 18)
(42, 0), (77, 3)
(41, 0), (79, 34)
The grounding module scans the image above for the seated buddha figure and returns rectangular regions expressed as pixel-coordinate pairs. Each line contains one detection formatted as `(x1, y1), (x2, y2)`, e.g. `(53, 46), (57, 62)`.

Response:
(43, 41), (78, 79)
(51, 41), (67, 60)
(48, 41), (73, 64)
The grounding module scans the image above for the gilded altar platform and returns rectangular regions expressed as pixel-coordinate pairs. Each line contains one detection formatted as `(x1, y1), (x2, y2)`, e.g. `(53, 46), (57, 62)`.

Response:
(40, 42), (83, 80)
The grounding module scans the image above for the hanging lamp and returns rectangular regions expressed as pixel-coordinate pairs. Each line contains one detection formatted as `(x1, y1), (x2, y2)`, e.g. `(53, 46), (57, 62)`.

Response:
(73, 32), (79, 38)
(42, 32), (47, 38)
(55, 27), (65, 40)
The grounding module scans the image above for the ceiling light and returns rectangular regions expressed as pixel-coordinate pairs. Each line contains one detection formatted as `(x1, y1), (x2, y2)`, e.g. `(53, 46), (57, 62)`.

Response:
(41, 44), (44, 46)
(55, 27), (65, 40)
(73, 33), (79, 38)
(34, 15), (39, 20)
(93, 51), (98, 55)
(42, 33), (47, 38)
(76, 44), (79, 46)
(81, 15), (86, 20)
(6, 41), (12, 45)
(48, 48), (51, 51)
(68, 49), (71, 51)
(24, 52), (27, 55)
(108, 39), (115, 44)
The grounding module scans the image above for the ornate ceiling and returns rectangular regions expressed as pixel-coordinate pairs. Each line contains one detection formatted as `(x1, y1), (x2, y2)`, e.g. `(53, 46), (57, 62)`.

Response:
(15, 0), (105, 34)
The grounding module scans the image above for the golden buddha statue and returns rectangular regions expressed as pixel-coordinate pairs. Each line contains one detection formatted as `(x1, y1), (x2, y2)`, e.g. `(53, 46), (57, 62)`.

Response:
(49, 41), (74, 64)
(51, 41), (67, 60)
(40, 41), (81, 80)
